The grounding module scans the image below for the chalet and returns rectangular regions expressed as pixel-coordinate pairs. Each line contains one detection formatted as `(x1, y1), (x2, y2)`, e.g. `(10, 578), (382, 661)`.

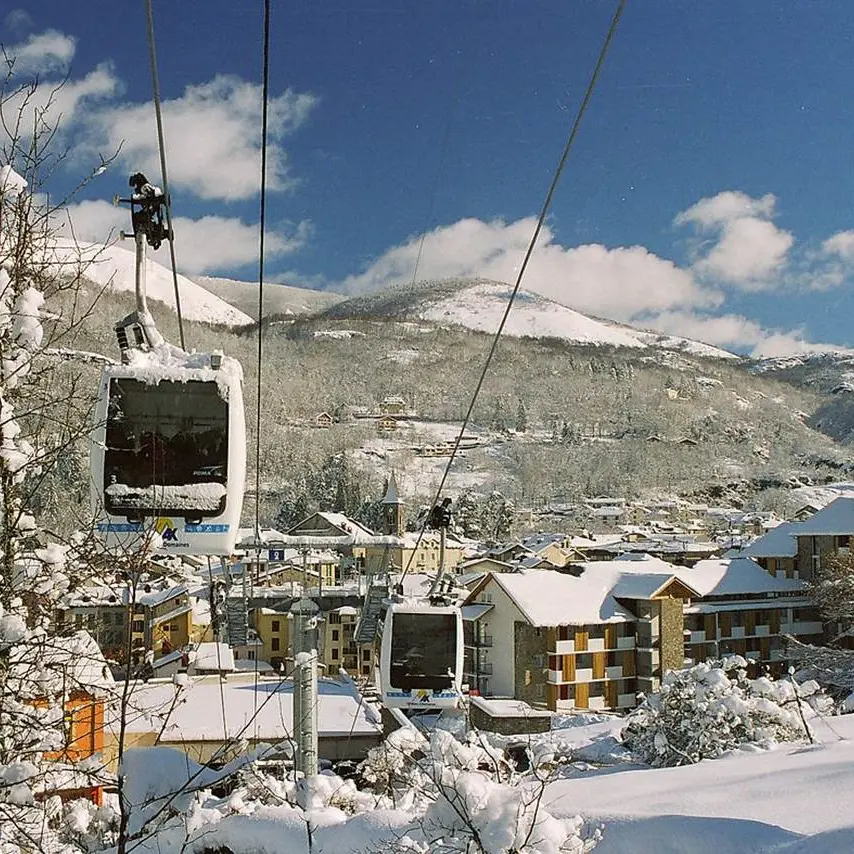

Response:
(790, 497), (854, 581)
(314, 411), (334, 429)
(322, 605), (373, 678)
(56, 583), (193, 663)
(741, 521), (799, 578)
(680, 556), (820, 671)
(104, 674), (383, 767)
(463, 553), (819, 712)
(380, 395), (408, 415)
(376, 414), (400, 433)
(463, 561), (698, 712)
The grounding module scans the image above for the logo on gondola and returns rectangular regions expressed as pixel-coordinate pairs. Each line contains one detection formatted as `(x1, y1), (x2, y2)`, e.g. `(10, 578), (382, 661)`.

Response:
(154, 517), (179, 541)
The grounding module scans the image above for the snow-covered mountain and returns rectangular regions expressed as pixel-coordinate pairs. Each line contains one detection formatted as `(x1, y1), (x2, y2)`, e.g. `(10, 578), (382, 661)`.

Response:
(321, 278), (737, 359)
(194, 275), (343, 320)
(55, 240), (253, 327)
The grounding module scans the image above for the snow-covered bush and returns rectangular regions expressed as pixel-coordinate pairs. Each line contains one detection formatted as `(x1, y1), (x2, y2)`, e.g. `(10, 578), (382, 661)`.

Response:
(622, 657), (820, 767)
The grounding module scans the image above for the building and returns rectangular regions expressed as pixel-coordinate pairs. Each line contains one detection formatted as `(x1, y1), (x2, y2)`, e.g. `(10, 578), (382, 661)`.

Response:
(322, 605), (373, 678)
(462, 553), (821, 713)
(741, 521), (799, 578)
(56, 583), (193, 663)
(790, 497), (854, 581)
(104, 674), (383, 766)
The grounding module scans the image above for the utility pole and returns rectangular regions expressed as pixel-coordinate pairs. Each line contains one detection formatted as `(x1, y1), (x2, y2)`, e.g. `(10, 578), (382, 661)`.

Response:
(290, 595), (319, 777)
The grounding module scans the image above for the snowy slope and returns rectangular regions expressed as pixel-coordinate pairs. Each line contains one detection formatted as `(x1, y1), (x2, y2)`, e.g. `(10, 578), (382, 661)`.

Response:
(54, 240), (253, 327)
(421, 281), (737, 358)
(195, 274), (343, 320)
(325, 279), (737, 358)
(545, 713), (854, 854)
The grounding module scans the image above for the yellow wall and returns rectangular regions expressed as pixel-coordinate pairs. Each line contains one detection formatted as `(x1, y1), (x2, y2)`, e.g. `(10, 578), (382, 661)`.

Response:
(253, 610), (291, 664)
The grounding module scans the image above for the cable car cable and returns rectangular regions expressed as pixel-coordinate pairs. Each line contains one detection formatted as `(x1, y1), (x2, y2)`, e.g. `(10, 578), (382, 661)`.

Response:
(400, 0), (628, 582)
(144, 0), (186, 351)
(254, 0), (272, 543)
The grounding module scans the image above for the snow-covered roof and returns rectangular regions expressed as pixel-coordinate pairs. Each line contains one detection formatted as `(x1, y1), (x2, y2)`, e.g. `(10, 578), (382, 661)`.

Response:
(470, 696), (551, 718)
(190, 642), (235, 672)
(489, 562), (689, 627)
(741, 522), (799, 558)
(789, 497), (854, 536)
(113, 674), (382, 740)
(461, 603), (493, 621)
(679, 557), (804, 597)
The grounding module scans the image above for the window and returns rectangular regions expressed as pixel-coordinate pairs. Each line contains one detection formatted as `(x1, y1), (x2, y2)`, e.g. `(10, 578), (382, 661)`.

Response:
(272, 620), (280, 633)
(332, 648), (339, 660)
(363, 648), (371, 660)
(132, 620), (145, 633)
(575, 653), (592, 670)
(332, 630), (339, 641)
(329, 612), (341, 624)
(271, 637), (280, 651)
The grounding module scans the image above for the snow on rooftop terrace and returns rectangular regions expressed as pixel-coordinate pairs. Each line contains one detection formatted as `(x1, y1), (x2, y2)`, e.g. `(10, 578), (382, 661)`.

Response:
(111, 674), (382, 741)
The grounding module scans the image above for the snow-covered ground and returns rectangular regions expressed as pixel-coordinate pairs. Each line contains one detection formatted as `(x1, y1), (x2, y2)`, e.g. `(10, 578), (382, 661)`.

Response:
(544, 713), (854, 853)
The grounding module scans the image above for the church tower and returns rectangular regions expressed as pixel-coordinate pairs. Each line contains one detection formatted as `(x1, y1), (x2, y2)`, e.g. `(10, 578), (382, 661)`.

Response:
(381, 471), (404, 536)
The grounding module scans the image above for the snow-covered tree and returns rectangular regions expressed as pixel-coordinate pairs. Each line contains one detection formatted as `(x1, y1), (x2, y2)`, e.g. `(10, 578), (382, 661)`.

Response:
(622, 657), (822, 767)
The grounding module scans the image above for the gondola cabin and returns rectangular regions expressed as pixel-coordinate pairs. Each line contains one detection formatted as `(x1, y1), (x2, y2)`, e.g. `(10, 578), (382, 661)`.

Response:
(376, 600), (464, 709)
(90, 351), (245, 556)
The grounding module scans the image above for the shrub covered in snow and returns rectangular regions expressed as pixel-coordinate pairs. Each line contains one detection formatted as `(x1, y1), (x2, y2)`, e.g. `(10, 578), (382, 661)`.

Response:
(622, 657), (821, 767)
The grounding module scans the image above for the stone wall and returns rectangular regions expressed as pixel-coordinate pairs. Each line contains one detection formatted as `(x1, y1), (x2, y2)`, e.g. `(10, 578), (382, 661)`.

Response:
(659, 596), (685, 675)
(513, 622), (548, 707)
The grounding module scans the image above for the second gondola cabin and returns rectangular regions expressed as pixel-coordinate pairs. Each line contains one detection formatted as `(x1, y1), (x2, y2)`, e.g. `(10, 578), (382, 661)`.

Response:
(376, 599), (464, 709)
(90, 348), (245, 556)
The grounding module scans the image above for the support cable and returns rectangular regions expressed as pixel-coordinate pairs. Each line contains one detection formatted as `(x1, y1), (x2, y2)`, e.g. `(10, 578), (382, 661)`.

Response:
(254, 0), (272, 542)
(401, 0), (628, 580)
(144, 0), (187, 350)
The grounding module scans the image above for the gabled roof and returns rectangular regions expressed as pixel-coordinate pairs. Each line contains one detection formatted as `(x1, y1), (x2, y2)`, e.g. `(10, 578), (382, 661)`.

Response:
(790, 497), (854, 536)
(486, 559), (697, 627)
(680, 557), (804, 597)
(741, 522), (798, 559)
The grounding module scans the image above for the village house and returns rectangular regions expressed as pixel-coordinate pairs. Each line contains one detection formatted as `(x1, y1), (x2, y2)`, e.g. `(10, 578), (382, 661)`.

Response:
(103, 674), (383, 768)
(740, 521), (800, 578)
(462, 553), (821, 713)
(56, 582), (194, 663)
(790, 496), (854, 581)
(322, 605), (374, 678)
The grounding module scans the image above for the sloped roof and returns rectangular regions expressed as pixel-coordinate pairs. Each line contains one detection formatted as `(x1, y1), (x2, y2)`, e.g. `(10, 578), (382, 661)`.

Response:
(789, 497), (854, 536)
(679, 557), (804, 597)
(741, 522), (798, 558)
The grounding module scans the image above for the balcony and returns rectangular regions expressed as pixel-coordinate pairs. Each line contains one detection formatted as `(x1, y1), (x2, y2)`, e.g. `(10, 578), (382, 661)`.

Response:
(476, 635), (493, 647)
(478, 662), (494, 675)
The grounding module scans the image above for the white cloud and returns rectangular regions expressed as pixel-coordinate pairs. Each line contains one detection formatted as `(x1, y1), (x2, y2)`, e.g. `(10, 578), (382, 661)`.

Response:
(675, 190), (793, 289)
(84, 75), (317, 201)
(338, 217), (719, 322)
(644, 310), (847, 359)
(675, 191), (777, 229)
(5, 28), (76, 74)
(59, 199), (311, 275)
(822, 230), (854, 262)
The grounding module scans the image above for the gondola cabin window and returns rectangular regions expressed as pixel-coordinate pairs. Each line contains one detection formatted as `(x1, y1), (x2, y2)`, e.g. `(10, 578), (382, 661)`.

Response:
(104, 378), (229, 518)
(389, 611), (457, 691)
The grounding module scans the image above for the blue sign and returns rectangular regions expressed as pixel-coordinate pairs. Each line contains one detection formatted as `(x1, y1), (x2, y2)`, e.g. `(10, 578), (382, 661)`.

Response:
(268, 548), (286, 562)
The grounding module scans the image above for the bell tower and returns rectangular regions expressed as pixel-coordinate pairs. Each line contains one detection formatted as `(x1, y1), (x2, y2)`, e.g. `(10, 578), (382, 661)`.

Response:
(381, 471), (404, 536)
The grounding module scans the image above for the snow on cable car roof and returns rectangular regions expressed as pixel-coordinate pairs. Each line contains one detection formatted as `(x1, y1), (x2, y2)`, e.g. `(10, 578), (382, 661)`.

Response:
(109, 342), (243, 399)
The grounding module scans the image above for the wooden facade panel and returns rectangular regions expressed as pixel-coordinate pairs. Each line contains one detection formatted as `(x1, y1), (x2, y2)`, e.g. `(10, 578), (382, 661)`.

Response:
(745, 611), (756, 635)
(575, 631), (588, 652)
(592, 652), (606, 679)
(546, 628), (557, 650)
(575, 682), (589, 708)
(719, 612), (733, 638)
(769, 610), (780, 633)
(622, 651), (635, 676)
(760, 638), (770, 660)
(563, 654), (576, 682)
(604, 625), (617, 649)
(606, 680), (618, 709)
(546, 684), (558, 711)
(704, 615), (716, 637)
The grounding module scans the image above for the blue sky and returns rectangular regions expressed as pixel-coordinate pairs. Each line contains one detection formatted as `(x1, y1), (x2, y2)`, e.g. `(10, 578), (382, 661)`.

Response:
(5, 1), (854, 356)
